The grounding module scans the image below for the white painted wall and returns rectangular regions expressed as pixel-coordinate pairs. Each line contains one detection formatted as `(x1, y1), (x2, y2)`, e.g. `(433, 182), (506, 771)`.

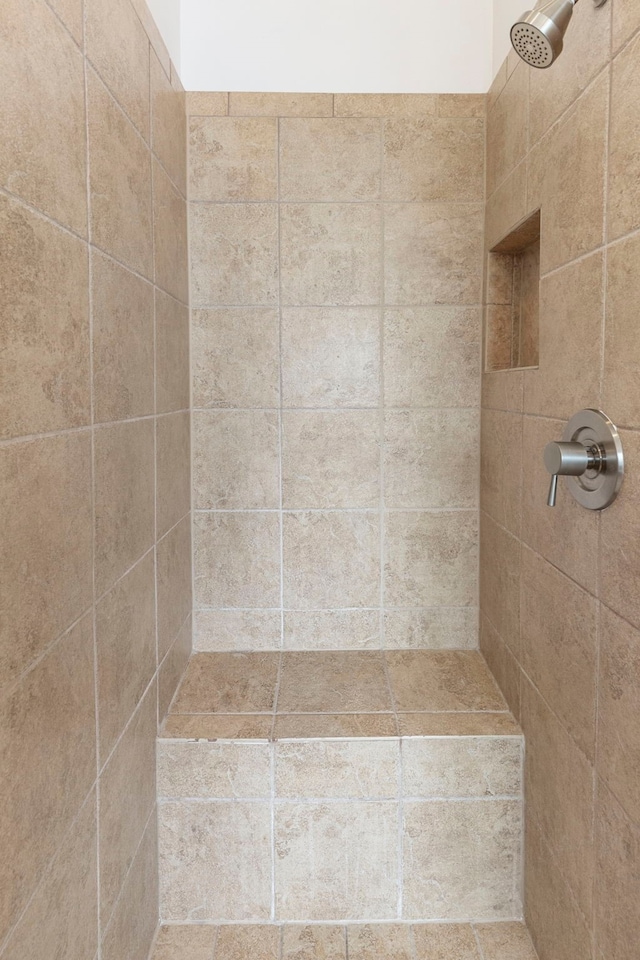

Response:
(146, 0), (181, 71)
(493, 0), (527, 75)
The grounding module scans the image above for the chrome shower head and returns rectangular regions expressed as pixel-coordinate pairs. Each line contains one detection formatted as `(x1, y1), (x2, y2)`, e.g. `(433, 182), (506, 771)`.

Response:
(511, 0), (609, 68)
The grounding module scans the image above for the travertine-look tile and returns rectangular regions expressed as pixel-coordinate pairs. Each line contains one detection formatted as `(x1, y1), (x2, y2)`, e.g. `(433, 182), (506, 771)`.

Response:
(99, 685), (156, 927)
(384, 608), (478, 651)
(612, 0), (640, 50)
(284, 610), (380, 651)
(594, 781), (640, 960)
(194, 410), (280, 510)
(597, 605), (640, 823)
(398, 713), (520, 737)
(282, 410), (380, 509)
(283, 512), (380, 608)
(156, 289), (190, 414)
(2, 0), (86, 233)
(91, 251), (154, 423)
(403, 800), (521, 920)
(481, 368), (523, 415)
(229, 92), (333, 116)
(171, 652), (279, 714)
(0, 616), (96, 944)
(386, 651), (506, 713)
(189, 117), (277, 201)
(88, 70), (153, 278)
(282, 925), (346, 960)
(603, 233), (640, 426)
(151, 51), (187, 195)
(384, 511), (478, 607)
(280, 119), (381, 201)
(278, 651), (391, 713)
(152, 925), (216, 960)
(438, 94), (485, 118)
(281, 307), (380, 407)
(385, 204), (483, 305)
(157, 411), (191, 538)
(412, 923), (480, 959)
(402, 737), (522, 798)
(274, 714), (398, 739)
(275, 801), (398, 920)
(384, 118), (484, 202)
(281, 203), (382, 306)
(158, 516), (192, 659)
(193, 308), (280, 408)
(163, 714), (273, 740)
(609, 30), (640, 240)
(479, 513), (520, 655)
(480, 409), (522, 536)
(385, 409), (479, 509)
(521, 679), (595, 919)
(480, 615), (521, 722)
(474, 922), (538, 960)
(0, 195), (90, 439)
(94, 419), (155, 595)
(1, 793), (97, 960)
(96, 553), (156, 763)
(46, 0), (83, 42)
(158, 617), (192, 722)
(275, 740), (399, 798)
(190, 203), (278, 306)
(196, 609), (282, 652)
(194, 512), (281, 607)
(348, 924), (413, 960)
(334, 94), (437, 117)
(601, 430), (640, 630)
(187, 91), (228, 116)
(485, 162), (527, 251)
(384, 307), (480, 408)
(85, 0), (150, 140)
(154, 161), (189, 302)
(521, 547), (597, 760)
(215, 925), (280, 960)
(158, 741), (271, 798)
(159, 801), (272, 921)
(0, 434), (92, 694)
(486, 61), (528, 196)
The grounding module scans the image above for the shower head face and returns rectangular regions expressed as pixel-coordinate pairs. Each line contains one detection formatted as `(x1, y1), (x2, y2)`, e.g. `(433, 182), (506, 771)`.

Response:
(511, 0), (576, 68)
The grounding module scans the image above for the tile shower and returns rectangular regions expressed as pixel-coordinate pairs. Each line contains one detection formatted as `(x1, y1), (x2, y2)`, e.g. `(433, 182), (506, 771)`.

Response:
(2, 2), (640, 960)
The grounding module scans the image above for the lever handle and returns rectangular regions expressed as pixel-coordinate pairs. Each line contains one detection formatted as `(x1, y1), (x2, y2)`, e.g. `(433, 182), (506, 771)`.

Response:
(543, 440), (601, 507)
(547, 474), (558, 508)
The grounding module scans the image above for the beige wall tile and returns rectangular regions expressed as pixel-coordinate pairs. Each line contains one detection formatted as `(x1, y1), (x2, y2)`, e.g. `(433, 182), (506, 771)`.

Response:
(385, 511), (478, 607)
(94, 419), (155, 595)
(229, 93), (333, 116)
(609, 31), (640, 241)
(275, 801), (398, 920)
(438, 94), (486, 118)
(603, 233), (640, 427)
(474, 922), (538, 960)
(154, 161), (189, 302)
(189, 117), (277, 201)
(384, 119), (484, 202)
(386, 650), (506, 713)
(284, 610), (381, 651)
(384, 608), (478, 651)
(163, 713), (272, 740)
(157, 516), (192, 660)
(152, 51), (186, 195)
(1, 792), (97, 960)
(479, 512), (520, 656)
(413, 924), (480, 959)
(194, 512), (281, 608)
(275, 740), (399, 799)
(0, 196), (90, 438)
(384, 307), (480, 408)
(281, 203), (382, 306)
(195, 609), (282, 652)
(283, 512), (380, 608)
(274, 714), (397, 740)
(92, 251), (154, 423)
(486, 62), (528, 197)
(216, 925), (280, 960)
(385, 203), (483, 305)
(157, 411), (191, 537)
(159, 800), (272, 921)
(0, 434), (92, 693)
(99, 684), (156, 926)
(158, 615), (192, 721)
(0, 616), (96, 944)
(153, 925), (217, 960)
(595, 780), (640, 960)
(194, 410), (280, 509)
(598, 605), (640, 823)
(480, 409), (522, 535)
(190, 203), (278, 306)
(522, 678), (595, 919)
(402, 737), (522, 799)
(156, 289), (190, 414)
(282, 410), (380, 509)
(96, 553), (156, 763)
(280, 119), (381, 201)
(277, 651), (391, 713)
(1, 0), (86, 233)
(385, 409), (479, 509)
(348, 924), (412, 960)
(86, 0), (150, 140)
(187, 91), (228, 116)
(601, 430), (640, 629)
(485, 162), (527, 251)
(612, 0), (640, 50)
(282, 307), (380, 408)
(158, 740), (271, 798)
(88, 71), (153, 279)
(481, 369), (524, 414)
(283, 925), (346, 960)
(193, 308), (280, 408)
(480, 614), (521, 721)
(46, 0), (83, 42)
(403, 799), (521, 920)
(521, 547), (597, 759)
(334, 94), (437, 117)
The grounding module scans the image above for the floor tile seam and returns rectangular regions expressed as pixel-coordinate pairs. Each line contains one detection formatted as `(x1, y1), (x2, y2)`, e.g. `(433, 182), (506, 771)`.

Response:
(156, 794), (522, 805)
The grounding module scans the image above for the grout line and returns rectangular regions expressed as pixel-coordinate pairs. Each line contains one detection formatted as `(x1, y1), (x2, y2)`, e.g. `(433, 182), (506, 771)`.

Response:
(276, 115), (285, 653)
(472, 924), (487, 959)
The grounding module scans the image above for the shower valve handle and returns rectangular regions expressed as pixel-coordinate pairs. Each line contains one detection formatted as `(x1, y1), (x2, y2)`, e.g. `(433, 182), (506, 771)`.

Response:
(543, 440), (602, 507)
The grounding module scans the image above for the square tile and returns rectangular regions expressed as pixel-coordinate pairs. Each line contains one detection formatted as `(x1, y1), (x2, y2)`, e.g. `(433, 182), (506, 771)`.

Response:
(194, 512), (281, 608)
(157, 411), (191, 538)
(282, 925), (346, 960)
(171, 652), (280, 714)
(384, 118), (484, 202)
(275, 740), (399, 799)
(412, 924), (480, 959)
(347, 924), (413, 960)
(386, 651), (506, 713)
(277, 651), (391, 713)
(280, 118), (381, 201)
(189, 117), (277, 201)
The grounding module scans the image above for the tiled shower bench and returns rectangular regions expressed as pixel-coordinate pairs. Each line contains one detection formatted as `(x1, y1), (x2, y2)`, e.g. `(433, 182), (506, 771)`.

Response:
(157, 650), (524, 926)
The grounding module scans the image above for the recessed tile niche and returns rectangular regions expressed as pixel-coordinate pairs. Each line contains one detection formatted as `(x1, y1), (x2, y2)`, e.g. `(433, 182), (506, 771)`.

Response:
(485, 210), (540, 371)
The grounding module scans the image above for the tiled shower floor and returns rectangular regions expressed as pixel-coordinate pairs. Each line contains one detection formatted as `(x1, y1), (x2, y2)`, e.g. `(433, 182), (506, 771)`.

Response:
(162, 650), (519, 740)
(151, 922), (539, 960)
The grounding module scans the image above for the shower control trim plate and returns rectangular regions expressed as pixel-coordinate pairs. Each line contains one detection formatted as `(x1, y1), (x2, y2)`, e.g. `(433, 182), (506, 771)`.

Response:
(543, 409), (624, 510)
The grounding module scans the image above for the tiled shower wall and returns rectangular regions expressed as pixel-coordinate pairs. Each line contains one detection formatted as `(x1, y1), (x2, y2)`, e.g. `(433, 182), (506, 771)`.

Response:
(481, 4), (640, 959)
(189, 92), (485, 653)
(1, 1), (190, 958)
